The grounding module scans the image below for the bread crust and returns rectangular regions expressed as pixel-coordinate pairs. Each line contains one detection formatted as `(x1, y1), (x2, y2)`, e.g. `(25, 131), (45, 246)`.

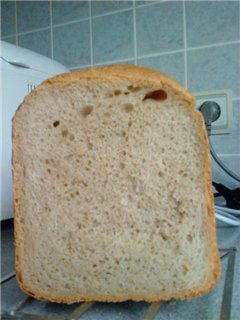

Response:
(12, 64), (220, 304)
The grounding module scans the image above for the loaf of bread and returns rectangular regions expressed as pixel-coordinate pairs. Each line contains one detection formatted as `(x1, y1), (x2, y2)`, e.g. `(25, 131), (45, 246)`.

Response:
(13, 65), (220, 303)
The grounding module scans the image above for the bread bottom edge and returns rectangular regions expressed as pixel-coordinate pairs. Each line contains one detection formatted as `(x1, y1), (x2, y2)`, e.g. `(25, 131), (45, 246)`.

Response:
(17, 277), (220, 305)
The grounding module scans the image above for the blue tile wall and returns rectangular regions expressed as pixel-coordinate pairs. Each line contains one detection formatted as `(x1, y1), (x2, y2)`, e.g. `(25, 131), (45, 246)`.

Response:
(53, 20), (90, 67)
(136, 2), (184, 56)
(1, 36), (16, 45)
(188, 44), (240, 98)
(92, 10), (134, 64)
(186, 1), (240, 47)
(137, 52), (185, 86)
(1, 1), (16, 37)
(17, 1), (50, 33)
(94, 59), (135, 67)
(52, 1), (89, 25)
(135, 1), (156, 6)
(91, 1), (132, 16)
(1, 0), (239, 184)
(211, 100), (240, 155)
(18, 29), (51, 57)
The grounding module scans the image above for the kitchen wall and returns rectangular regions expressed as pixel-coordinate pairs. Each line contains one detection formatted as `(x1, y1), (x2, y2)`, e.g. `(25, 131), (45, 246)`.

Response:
(1, 0), (240, 188)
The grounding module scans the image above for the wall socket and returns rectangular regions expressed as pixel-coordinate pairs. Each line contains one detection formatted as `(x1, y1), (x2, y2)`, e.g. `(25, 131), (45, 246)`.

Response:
(194, 90), (233, 135)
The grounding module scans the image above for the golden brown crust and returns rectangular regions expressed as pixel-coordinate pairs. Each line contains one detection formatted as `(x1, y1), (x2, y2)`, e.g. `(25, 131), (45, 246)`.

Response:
(15, 266), (220, 304)
(13, 64), (220, 304)
(13, 64), (195, 119)
(186, 109), (221, 286)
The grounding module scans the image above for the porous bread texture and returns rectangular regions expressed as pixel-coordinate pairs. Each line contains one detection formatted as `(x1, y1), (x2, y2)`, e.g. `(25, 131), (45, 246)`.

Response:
(13, 65), (220, 303)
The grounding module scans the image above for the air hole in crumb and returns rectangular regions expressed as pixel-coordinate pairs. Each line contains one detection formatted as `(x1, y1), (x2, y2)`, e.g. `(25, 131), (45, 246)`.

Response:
(115, 259), (120, 265)
(183, 264), (190, 273)
(143, 89), (167, 101)
(127, 85), (142, 92)
(81, 106), (93, 117)
(92, 264), (97, 268)
(53, 120), (60, 127)
(104, 112), (111, 117)
(122, 150), (127, 156)
(64, 183), (68, 187)
(160, 233), (168, 241)
(62, 129), (68, 138)
(45, 159), (50, 164)
(77, 222), (82, 229)
(122, 131), (126, 137)
(128, 120), (133, 127)
(120, 162), (125, 169)
(114, 90), (121, 96)
(65, 284), (70, 289)
(187, 234), (193, 242)
(88, 142), (93, 150)
(47, 169), (51, 173)
(124, 104), (134, 113)
(158, 171), (164, 177)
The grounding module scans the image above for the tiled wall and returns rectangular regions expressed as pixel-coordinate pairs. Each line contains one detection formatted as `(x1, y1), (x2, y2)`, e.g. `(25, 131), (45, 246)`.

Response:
(1, 0), (240, 188)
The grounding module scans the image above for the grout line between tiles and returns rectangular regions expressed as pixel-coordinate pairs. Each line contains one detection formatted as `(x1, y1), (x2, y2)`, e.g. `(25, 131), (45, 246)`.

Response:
(133, 0), (137, 65)
(94, 56), (135, 66)
(17, 26), (51, 37)
(183, 0), (188, 88)
(137, 49), (185, 60)
(135, 1), (175, 9)
(69, 56), (135, 70)
(239, 0), (240, 40)
(49, 0), (54, 59)
(1, 34), (16, 40)
(135, 1), (159, 9)
(188, 40), (240, 52)
(89, 0), (93, 66)
(15, 0), (18, 45)
(52, 17), (90, 29)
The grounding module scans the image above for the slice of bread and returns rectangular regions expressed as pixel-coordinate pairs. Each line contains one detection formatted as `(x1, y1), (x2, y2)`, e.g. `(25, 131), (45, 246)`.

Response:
(12, 65), (220, 303)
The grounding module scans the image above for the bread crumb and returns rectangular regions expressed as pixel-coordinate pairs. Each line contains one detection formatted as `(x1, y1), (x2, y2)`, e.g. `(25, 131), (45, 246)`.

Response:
(183, 264), (190, 273)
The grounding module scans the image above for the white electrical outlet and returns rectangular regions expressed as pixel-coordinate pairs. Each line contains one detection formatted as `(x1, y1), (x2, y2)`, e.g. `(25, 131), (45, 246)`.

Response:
(193, 90), (233, 135)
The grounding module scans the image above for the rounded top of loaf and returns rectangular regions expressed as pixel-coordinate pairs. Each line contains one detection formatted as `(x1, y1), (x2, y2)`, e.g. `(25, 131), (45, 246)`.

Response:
(42, 64), (195, 106)
(13, 64), (196, 122)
